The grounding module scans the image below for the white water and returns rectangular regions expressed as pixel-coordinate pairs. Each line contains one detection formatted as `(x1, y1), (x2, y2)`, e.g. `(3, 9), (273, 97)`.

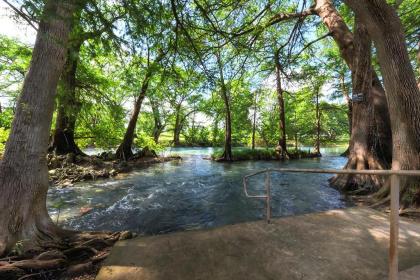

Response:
(47, 147), (350, 235)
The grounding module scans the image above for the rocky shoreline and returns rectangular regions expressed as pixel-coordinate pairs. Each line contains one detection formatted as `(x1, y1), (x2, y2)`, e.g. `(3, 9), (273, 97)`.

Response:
(48, 151), (181, 187)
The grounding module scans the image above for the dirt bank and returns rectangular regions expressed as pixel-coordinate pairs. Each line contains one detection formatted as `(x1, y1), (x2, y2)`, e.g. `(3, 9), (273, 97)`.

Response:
(48, 152), (181, 187)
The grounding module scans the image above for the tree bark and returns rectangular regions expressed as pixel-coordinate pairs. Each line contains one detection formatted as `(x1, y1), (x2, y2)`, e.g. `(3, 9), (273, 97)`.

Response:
(314, 86), (321, 155)
(216, 53), (233, 161)
(417, 37), (420, 88)
(50, 41), (85, 155)
(330, 17), (387, 192)
(115, 74), (150, 160)
(344, 0), (420, 206)
(151, 99), (164, 143)
(0, 0), (79, 256)
(339, 72), (352, 157)
(315, 0), (392, 190)
(340, 72), (352, 137)
(173, 105), (182, 146)
(251, 91), (257, 150)
(212, 114), (219, 145)
(115, 51), (165, 160)
(274, 50), (288, 159)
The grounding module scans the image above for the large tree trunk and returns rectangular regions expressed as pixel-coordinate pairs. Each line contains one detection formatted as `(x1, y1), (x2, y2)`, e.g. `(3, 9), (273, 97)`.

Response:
(340, 73), (352, 136)
(339, 71), (352, 157)
(274, 50), (288, 159)
(0, 0), (78, 256)
(50, 41), (85, 155)
(344, 0), (420, 206)
(330, 17), (387, 192)
(315, 0), (392, 190)
(115, 75), (150, 160)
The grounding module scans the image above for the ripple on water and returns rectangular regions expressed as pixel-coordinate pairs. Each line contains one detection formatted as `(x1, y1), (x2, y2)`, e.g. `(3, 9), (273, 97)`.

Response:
(50, 147), (350, 234)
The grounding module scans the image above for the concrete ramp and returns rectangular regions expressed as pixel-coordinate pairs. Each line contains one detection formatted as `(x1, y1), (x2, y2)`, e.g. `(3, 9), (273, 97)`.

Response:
(96, 207), (420, 280)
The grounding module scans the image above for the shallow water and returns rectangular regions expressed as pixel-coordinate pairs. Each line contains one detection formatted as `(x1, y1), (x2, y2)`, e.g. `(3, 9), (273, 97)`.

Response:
(47, 147), (349, 234)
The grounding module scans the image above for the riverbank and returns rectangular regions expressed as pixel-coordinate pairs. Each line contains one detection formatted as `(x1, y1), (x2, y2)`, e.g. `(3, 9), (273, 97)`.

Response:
(211, 147), (321, 161)
(48, 153), (181, 187)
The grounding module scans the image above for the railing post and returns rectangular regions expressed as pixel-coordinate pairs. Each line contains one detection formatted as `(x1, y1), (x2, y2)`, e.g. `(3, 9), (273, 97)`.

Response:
(389, 174), (400, 280)
(265, 170), (271, 224)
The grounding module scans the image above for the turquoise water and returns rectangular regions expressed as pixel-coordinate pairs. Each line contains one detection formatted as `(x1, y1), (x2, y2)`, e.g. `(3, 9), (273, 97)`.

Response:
(47, 147), (349, 234)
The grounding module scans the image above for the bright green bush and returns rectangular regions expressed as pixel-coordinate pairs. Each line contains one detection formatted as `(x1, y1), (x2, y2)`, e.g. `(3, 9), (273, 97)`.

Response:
(0, 127), (10, 155)
(134, 132), (164, 153)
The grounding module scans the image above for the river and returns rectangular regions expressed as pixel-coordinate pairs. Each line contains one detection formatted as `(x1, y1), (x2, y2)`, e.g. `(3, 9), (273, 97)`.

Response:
(47, 147), (350, 235)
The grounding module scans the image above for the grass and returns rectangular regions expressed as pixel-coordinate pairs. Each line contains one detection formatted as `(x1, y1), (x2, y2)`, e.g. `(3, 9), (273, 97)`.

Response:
(211, 147), (322, 161)
(211, 147), (277, 161)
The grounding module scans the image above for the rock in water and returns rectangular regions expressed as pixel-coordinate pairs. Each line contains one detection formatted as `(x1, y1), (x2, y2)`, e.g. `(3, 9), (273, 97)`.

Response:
(118, 231), (133, 240)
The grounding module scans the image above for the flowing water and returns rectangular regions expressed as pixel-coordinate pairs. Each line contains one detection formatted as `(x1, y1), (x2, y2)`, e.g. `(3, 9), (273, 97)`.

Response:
(47, 147), (350, 235)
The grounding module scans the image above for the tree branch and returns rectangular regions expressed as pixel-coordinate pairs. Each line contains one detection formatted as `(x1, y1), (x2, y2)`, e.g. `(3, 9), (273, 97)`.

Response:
(2, 0), (38, 31)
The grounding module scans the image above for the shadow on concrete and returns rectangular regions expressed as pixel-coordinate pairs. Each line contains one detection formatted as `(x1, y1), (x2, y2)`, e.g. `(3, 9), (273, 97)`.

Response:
(96, 207), (420, 280)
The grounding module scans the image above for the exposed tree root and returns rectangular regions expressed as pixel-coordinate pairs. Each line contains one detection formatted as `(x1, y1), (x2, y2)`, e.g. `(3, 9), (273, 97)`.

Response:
(0, 230), (135, 280)
(330, 152), (387, 193)
(340, 147), (349, 157)
(370, 195), (391, 208)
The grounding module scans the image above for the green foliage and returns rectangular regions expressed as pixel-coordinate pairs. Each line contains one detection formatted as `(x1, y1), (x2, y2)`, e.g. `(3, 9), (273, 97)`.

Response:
(4, 0), (417, 157)
(134, 132), (164, 152)
(0, 108), (14, 129)
(0, 127), (9, 154)
(184, 126), (212, 146)
(211, 147), (277, 161)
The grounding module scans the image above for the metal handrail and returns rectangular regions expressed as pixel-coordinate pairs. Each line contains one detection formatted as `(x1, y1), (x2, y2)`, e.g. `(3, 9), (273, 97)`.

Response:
(243, 168), (420, 280)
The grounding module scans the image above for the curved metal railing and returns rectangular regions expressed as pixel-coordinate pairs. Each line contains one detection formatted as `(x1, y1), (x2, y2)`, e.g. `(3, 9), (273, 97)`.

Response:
(243, 168), (420, 280)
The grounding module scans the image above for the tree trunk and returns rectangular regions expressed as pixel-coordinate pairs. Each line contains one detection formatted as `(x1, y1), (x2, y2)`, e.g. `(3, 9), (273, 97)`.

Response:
(151, 99), (164, 143)
(115, 51), (165, 160)
(50, 41), (85, 155)
(221, 91), (233, 161)
(216, 53), (233, 161)
(417, 38), (420, 88)
(274, 50), (288, 159)
(315, 0), (392, 190)
(173, 105), (182, 146)
(339, 72), (352, 156)
(314, 86), (321, 155)
(330, 17), (387, 192)
(212, 114), (219, 145)
(294, 111), (298, 152)
(251, 92), (257, 150)
(0, 0), (78, 256)
(115, 76), (149, 160)
(340, 73), (352, 136)
(344, 0), (420, 206)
